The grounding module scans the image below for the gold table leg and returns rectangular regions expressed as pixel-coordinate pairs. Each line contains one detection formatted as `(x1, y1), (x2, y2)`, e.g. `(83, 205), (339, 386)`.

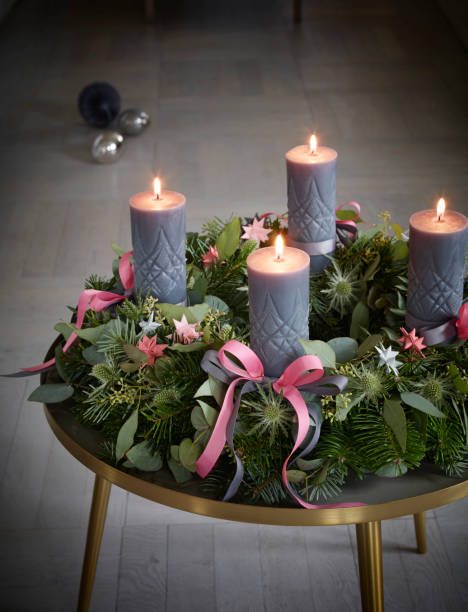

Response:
(77, 475), (111, 612)
(413, 512), (427, 554)
(356, 521), (384, 612)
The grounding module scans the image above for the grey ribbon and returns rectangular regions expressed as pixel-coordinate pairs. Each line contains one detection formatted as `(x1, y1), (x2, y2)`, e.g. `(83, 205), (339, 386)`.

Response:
(405, 299), (467, 346)
(200, 350), (348, 501)
(289, 237), (336, 256)
(288, 220), (359, 256)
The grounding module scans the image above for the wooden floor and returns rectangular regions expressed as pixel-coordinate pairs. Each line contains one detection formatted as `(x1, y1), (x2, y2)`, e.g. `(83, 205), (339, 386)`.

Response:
(0, 0), (467, 610)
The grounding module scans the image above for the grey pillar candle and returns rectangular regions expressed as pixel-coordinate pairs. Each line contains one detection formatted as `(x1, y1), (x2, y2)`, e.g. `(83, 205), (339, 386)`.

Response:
(247, 239), (310, 377)
(406, 201), (468, 333)
(129, 180), (187, 304)
(286, 138), (338, 274)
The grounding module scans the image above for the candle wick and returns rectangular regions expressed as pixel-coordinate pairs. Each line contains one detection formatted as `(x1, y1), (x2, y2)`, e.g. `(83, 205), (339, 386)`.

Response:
(438, 214), (442, 222)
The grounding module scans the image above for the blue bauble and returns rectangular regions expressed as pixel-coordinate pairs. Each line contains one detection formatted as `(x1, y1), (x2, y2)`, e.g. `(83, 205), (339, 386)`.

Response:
(78, 82), (121, 128)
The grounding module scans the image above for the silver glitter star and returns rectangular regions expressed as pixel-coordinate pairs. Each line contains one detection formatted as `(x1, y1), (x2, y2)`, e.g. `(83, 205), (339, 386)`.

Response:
(376, 342), (402, 376)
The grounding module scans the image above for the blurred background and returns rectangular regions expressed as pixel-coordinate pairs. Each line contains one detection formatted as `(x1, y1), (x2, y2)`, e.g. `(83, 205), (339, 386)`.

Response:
(0, 0), (467, 610)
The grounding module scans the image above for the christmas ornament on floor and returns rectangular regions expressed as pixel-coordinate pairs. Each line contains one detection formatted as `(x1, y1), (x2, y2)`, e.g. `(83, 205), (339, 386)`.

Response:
(91, 131), (124, 163)
(118, 108), (151, 135)
(77, 82), (150, 162)
(78, 82), (121, 128)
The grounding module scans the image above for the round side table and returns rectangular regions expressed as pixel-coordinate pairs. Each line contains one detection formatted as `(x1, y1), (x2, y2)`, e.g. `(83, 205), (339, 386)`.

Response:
(43, 401), (467, 612)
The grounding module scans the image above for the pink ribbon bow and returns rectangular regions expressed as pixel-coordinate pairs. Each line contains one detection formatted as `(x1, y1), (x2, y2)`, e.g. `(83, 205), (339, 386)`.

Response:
(196, 341), (264, 478)
(13, 251), (134, 375)
(196, 340), (365, 509)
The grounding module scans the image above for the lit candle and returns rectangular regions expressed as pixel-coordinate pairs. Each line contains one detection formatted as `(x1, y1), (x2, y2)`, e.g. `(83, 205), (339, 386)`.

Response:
(286, 135), (337, 273)
(129, 177), (187, 304)
(247, 236), (310, 377)
(406, 198), (468, 335)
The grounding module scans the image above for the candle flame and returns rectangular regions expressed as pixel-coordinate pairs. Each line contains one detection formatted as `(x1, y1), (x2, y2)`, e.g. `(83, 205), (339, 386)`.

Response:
(309, 134), (317, 155)
(275, 235), (284, 260)
(153, 177), (161, 199)
(436, 197), (445, 221)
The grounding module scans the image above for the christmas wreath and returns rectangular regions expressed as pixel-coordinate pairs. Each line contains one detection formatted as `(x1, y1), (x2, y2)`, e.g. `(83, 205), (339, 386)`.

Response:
(25, 210), (468, 507)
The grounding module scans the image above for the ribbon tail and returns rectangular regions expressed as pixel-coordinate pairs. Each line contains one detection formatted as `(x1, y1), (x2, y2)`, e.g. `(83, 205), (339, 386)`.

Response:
(196, 377), (244, 479)
(4, 289), (127, 377)
(281, 387), (365, 509)
(222, 380), (260, 501)
(295, 403), (322, 461)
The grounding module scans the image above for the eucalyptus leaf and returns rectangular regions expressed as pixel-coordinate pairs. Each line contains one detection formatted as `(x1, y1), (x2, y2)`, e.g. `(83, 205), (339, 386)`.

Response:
(375, 462), (408, 478)
(54, 344), (69, 382)
(194, 379), (211, 399)
(119, 361), (140, 373)
(215, 217), (241, 260)
(28, 383), (74, 403)
(190, 275), (208, 303)
(336, 209), (362, 222)
(157, 302), (209, 325)
(327, 337), (358, 363)
(178, 438), (201, 471)
(400, 392), (446, 418)
(350, 302), (369, 340)
(296, 457), (323, 472)
(168, 457), (193, 483)
(116, 409), (138, 462)
(357, 334), (382, 357)
(381, 326), (399, 341)
(126, 441), (162, 471)
(168, 342), (209, 352)
(54, 321), (74, 341)
(383, 399), (407, 452)
(191, 405), (209, 430)
(204, 295), (230, 316)
(71, 322), (110, 345)
(83, 345), (107, 365)
(170, 445), (180, 462)
(298, 339), (336, 368)
(286, 470), (307, 483)
(209, 375), (226, 406)
(122, 343), (146, 363)
(197, 400), (218, 427)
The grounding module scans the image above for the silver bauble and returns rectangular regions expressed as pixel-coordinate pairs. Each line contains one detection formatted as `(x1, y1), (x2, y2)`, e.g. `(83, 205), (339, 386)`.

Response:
(117, 108), (150, 136)
(91, 131), (124, 163)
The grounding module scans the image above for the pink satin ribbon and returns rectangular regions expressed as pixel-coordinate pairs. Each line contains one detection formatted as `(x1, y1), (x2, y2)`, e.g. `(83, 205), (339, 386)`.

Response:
(21, 251), (134, 373)
(196, 340), (365, 509)
(456, 303), (468, 340)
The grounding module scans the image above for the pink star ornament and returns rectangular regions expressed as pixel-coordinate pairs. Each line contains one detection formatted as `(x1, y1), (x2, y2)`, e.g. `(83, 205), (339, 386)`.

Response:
(174, 315), (202, 345)
(397, 327), (426, 357)
(241, 217), (271, 247)
(137, 335), (168, 366)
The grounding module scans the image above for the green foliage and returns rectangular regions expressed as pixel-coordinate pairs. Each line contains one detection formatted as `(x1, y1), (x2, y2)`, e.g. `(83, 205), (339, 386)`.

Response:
(28, 383), (74, 403)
